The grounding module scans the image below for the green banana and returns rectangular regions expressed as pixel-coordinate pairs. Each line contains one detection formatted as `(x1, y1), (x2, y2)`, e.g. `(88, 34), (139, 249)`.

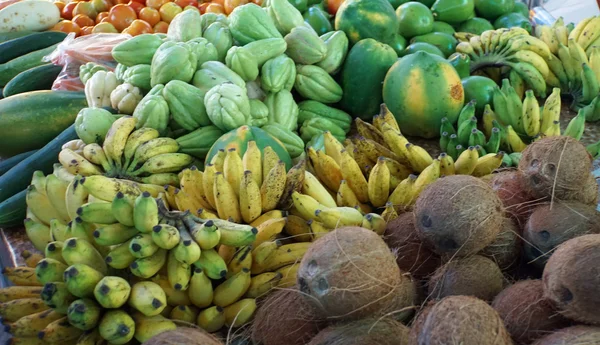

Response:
(63, 263), (104, 298)
(492, 87), (513, 126)
(440, 117), (456, 136)
(188, 267), (213, 308)
(77, 202), (117, 224)
(133, 192), (159, 233)
(457, 117), (477, 145)
(45, 241), (66, 264)
(50, 219), (70, 242)
(187, 219), (220, 250)
(111, 192), (135, 227)
(98, 310), (136, 345)
(129, 233), (160, 259)
(581, 63), (600, 103)
(130, 248), (167, 278)
(173, 225), (201, 265)
(93, 223), (138, 247)
(446, 134), (460, 159)
(35, 258), (68, 285)
(128, 281), (167, 317)
(93, 276), (131, 309)
(501, 79), (525, 133)
(66, 298), (102, 331)
(41, 282), (76, 314)
(193, 248), (227, 280)
(456, 100), (476, 128)
(209, 219), (258, 247)
(167, 250), (191, 291)
(563, 109), (586, 140)
(485, 127), (502, 153)
(151, 224), (181, 250)
(507, 62), (547, 98)
(105, 238), (137, 269)
(61, 238), (108, 275)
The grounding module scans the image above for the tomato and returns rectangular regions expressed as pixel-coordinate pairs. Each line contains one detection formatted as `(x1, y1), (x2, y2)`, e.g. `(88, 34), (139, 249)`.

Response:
(61, 2), (79, 20)
(224, 0), (247, 14)
(211, 0), (224, 5)
(52, 20), (82, 35)
(139, 7), (160, 26)
(159, 2), (182, 23)
(54, 1), (66, 13)
(73, 14), (95, 27)
(205, 3), (224, 13)
(146, 0), (169, 10)
(123, 19), (153, 35)
(96, 11), (109, 23)
(108, 4), (137, 31)
(198, 2), (209, 13)
(128, 1), (144, 14)
(153, 21), (169, 33)
(91, 0), (112, 13)
(326, 0), (345, 15)
(73, 2), (98, 20)
(80, 25), (94, 35)
(130, 0), (146, 3)
(93, 22), (119, 33)
(175, 0), (197, 8)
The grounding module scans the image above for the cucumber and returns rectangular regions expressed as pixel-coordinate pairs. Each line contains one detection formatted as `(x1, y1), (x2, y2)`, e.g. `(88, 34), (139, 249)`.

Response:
(3, 64), (63, 97)
(0, 125), (77, 203)
(0, 43), (60, 86)
(0, 31), (67, 64)
(0, 149), (38, 176)
(0, 189), (26, 228)
(0, 91), (87, 157)
(0, 31), (33, 44)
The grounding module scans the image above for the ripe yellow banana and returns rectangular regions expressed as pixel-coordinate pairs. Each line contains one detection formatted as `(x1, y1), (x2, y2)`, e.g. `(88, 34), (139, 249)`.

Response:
(26, 185), (60, 225)
(278, 160), (306, 210)
(224, 148), (243, 197)
(361, 213), (387, 236)
(313, 150), (343, 192)
(509, 50), (550, 78)
(381, 202), (399, 222)
(82, 143), (112, 172)
(202, 164), (218, 210)
(254, 242), (311, 273)
(5, 309), (62, 337)
(535, 24), (559, 54)
(0, 298), (48, 322)
(0, 286), (43, 303)
(522, 90), (541, 137)
(506, 125), (528, 152)
(180, 167), (213, 211)
(308, 220), (331, 240)
(38, 317), (83, 343)
(213, 268), (252, 307)
(540, 88), (561, 135)
(103, 116), (138, 169)
(339, 149), (370, 204)
(81, 175), (142, 202)
(245, 272), (282, 298)
(214, 172), (242, 223)
(59, 149), (104, 177)
(238, 171), (262, 225)
(227, 245), (253, 278)
(123, 127), (160, 167)
(301, 171), (337, 208)
(315, 206), (363, 229)
(337, 179), (371, 214)
(243, 141), (263, 187)
(260, 161), (287, 213)
(253, 217), (286, 248)
(380, 123), (411, 165)
(2, 267), (41, 287)
(132, 153), (194, 176)
(412, 159), (441, 198)
(569, 16), (595, 42)
(188, 267), (213, 308)
(275, 262), (300, 289)
(472, 152), (505, 177)
(283, 214), (312, 242)
(250, 210), (287, 227)
(65, 176), (89, 221)
(196, 306), (225, 333)
(251, 241), (280, 274)
(262, 146), (280, 183)
(173, 188), (204, 214)
(367, 157), (391, 208)
(223, 298), (256, 328)
(405, 143), (433, 173)
(454, 146), (479, 175)
(323, 131), (345, 165)
(439, 153), (455, 176)
(292, 192), (324, 221)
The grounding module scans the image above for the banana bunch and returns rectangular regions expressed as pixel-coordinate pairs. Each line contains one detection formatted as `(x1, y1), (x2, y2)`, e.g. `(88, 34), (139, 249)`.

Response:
(58, 115), (195, 186)
(455, 27), (553, 98)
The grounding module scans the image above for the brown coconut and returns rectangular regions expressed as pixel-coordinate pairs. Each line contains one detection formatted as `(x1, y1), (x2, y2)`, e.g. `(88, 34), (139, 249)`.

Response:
(307, 317), (409, 345)
(524, 201), (600, 268)
(489, 169), (538, 226)
(531, 325), (600, 345)
(250, 288), (325, 345)
(492, 279), (570, 344)
(409, 295), (513, 345)
(141, 327), (223, 345)
(518, 136), (593, 202)
(414, 175), (504, 258)
(542, 234), (600, 325)
(384, 212), (442, 279)
(297, 226), (415, 321)
(427, 255), (504, 301)
(480, 218), (522, 271)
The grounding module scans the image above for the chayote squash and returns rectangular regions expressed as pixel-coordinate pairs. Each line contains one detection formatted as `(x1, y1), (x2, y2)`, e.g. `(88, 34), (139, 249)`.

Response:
(228, 3), (282, 45)
(261, 123), (305, 158)
(192, 61), (246, 97)
(266, 0), (304, 36)
(200, 13), (228, 33)
(175, 125), (225, 159)
(186, 38), (219, 67)
(203, 22), (233, 62)
(261, 55), (296, 93)
(150, 41), (197, 87)
(85, 71), (119, 108)
(243, 38), (287, 67)
(264, 90), (299, 131)
(74, 107), (116, 144)
(122, 64), (151, 91)
(284, 26), (328, 65)
(167, 9), (202, 42)
(133, 85), (170, 134)
(316, 31), (349, 74)
(112, 34), (164, 66)
(249, 99), (269, 127)
(110, 83), (142, 115)
(79, 62), (107, 85)
(300, 117), (346, 143)
(246, 80), (266, 100)
(114, 63), (128, 82)
(225, 46), (259, 82)
(163, 80), (211, 131)
(204, 83), (252, 131)
(297, 100), (352, 133)
(294, 65), (343, 104)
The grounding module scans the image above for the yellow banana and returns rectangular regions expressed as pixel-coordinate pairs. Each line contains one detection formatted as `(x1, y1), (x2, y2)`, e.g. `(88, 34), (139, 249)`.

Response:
(337, 180), (371, 214)
(0, 298), (49, 322)
(439, 152), (455, 176)
(65, 176), (89, 221)
(38, 317), (83, 343)
(323, 131), (345, 165)
(506, 125), (528, 152)
(188, 267), (213, 308)
(132, 313), (176, 343)
(196, 306), (225, 333)
(577, 16), (600, 50)
(315, 206), (364, 229)
(167, 250), (191, 291)
(23, 218), (51, 253)
(254, 243), (311, 273)
(239, 171), (262, 224)
(245, 272), (282, 298)
(540, 88), (562, 135)
(412, 159), (441, 198)
(59, 149), (103, 176)
(250, 210), (288, 227)
(213, 268), (252, 307)
(214, 172), (242, 223)
(26, 185), (60, 225)
(375, 104), (400, 132)
(260, 161), (287, 213)
(173, 227), (201, 266)
(2, 267), (41, 286)
(0, 286), (43, 303)
(129, 137), (180, 169)
(472, 152), (505, 177)
(313, 150), (343, 192)
(243, 141), (262, 187)
(283, 214), (312, 242)
(454, 146), (479, 175)
(554, 21), (569, 47)
(80, 175), (141, 202)
(367, 157), (391, 208)
(123, 127), (160, 167)
(380, 123), (411, 165)
(103, 116), (137, 169)
(339, 149), (369, 204)
(253, 217), (286, 248)
(223, 298), (256, 328)
(308, 219), (331, 240)
(568, 38), (590, 67)
(405, 143), (433, 173)
(381, 202), (399, 222)
(173, 188), (204, 214)
(301, 171), (337, 208)
(132, 153), (194, 176)
(251, 240), (280, 274)
(509, 50), (550, 78)
(226, 245), (253, 278)
(202, 164), (218, 210)
(180, 167), (213, 211)
(508, 62), (547, 97)
(522, 90), (541, 137)
(569, 16), (595, 42)
(224, 148), (243, 197)
(506, 36), (552, 60)
(262, 146), (280, 183)
(82, 143), (112, 172)
(535, 25), (559, 54)
(275, 262), (300, 289)
(291, 192), (324, 221)
(6, 309), (62, 338)
(133, 192), (159, 233)
(361, 213), (387, 236)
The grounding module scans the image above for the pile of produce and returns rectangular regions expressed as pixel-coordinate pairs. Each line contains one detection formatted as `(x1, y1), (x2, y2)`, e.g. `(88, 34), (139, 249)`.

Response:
(0, 0), (599, 344)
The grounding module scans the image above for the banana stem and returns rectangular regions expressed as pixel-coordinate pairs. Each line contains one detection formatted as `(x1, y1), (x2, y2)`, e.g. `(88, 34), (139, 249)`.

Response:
(469, 55), (509, 74)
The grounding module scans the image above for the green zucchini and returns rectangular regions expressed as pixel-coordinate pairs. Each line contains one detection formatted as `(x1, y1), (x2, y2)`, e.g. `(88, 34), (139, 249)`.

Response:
(0, 189), (26, 228)
(0, 31), (67, 64)
(3, 64), (63, 98)
(0, 31), (33, 44)
(0, 149), (38, 176)
(0, 91), (87, 157)
(0, 125), (77, 203)
(0, 43), (60, 86)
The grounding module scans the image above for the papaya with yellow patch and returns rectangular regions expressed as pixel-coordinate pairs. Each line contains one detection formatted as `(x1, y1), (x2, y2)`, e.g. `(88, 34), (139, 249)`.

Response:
(334, 0), (399, 47)
(383, 51), (464, 139)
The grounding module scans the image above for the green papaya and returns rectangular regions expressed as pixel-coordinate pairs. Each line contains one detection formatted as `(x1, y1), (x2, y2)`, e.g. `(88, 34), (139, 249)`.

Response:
(267, 0), (304, 36)
(192, 61), (246, 97)
(461, 75), (497, 115)
(112, 34), (163, 66)
(316, 31), (349, 74)
(340, 38), (398, 120)
(163, 80), (210, 131)
(228, 3), (283, 45)
(203, 22), (233, 62)
(295, 65), (343, 104)
(264, 90), (299, 131)
(410, 32), (457, 57)
(249, 99), (269, 127)
(457, 17), (495, 35)
(176, 125), (225, 159)
(243, 38), (287, 67)
(297, 100), (352, 133)
(150, 41), (197, 87)
(284, 26), (328, 65)
(288, 0), (308, 12)
(431, 21), (455, 35)
(303, 5), (333, 36)
(167, 9), (202, 42)
(493, 12), (532, 33)
(396, 2), (434, 39)
(447, 53), (471, 79)
(431, 0), (475, 24)
(186, 38), (219, 68)
(225, 46), (259, 82)
(334, 0), (399, 47)
(261, 124), (305, 158)
(474, 0), (514, 20)
(400, 42), (445, 58)
(261, 55), (296, 93)
(512, 1), (529, 17)
(388, 34), (408, 55)
(122, 64), (151, 91)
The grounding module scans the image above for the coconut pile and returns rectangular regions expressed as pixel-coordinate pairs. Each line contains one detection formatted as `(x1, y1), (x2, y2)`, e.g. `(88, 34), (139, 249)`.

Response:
(144, 137), (600, 345)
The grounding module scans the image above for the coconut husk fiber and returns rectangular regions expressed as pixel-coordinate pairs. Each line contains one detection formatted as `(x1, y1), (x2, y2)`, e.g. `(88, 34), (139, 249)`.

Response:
(414, 175), (504, 258)
(531, 325), (600, 345)
(409, 295), (513, 345)
(428, 255), (504, 302)
(297, 226), (415, 322)
(384, 212), (441, 279)
(492, 280), (570, 345)
(479, 218), (522, 271)
(542, 234), (600, 325)
(141, 327), (224, 345)
(489, 169), (538, 227)
(307, 317), (409, 345)
(523, 201), (600, 269)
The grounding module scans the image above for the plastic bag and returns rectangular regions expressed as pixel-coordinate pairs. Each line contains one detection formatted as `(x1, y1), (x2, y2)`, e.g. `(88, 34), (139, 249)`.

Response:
(46, 32), (132, 91)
